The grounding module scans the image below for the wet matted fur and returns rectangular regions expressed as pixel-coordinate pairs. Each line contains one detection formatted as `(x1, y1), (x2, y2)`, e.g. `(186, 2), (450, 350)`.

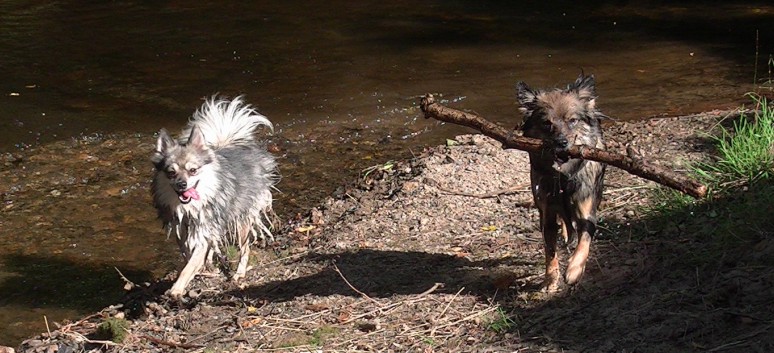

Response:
(151, 96), (278, 298)
(517, 74), (607, 291)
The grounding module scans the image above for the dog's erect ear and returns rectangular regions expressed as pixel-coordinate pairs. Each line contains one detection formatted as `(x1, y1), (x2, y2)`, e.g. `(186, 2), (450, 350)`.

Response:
(152, 129), (174, 166)
(516, 81), (539, 131)
(186, 125), (206, 150)
(570, 74), (596, 99)
(155, 129), (176, 154)
(516, 81), (537, 107)
(570, 74), (597, 110)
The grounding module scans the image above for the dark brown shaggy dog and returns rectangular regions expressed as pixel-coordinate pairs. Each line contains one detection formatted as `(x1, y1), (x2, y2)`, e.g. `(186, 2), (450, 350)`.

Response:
(517, 74), (607, 291)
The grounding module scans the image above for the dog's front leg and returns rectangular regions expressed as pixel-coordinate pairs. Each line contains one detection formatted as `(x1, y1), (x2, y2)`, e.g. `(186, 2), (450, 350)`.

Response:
(566, 197), (597, 285)
(169, 244), (207, 298)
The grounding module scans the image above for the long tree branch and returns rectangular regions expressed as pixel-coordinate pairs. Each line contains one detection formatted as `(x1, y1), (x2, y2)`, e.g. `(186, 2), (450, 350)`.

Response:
(419, 94), (708, 199)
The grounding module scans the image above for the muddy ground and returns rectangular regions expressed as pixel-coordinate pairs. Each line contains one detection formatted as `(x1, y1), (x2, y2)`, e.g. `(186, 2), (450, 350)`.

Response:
(7, 110), (774, 352)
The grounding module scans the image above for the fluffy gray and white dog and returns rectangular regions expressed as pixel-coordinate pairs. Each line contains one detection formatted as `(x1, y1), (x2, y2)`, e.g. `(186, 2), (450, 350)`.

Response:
(151, 96), (277, 298)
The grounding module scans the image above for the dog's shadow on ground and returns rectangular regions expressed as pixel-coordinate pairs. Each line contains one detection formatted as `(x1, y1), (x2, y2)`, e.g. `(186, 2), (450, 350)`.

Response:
(225, 249), (535, 301)
(221, 177), (774, 352)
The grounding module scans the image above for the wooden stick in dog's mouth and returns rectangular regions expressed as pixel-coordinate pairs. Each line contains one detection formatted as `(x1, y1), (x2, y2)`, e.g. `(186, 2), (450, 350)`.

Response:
(419, 93), (708, 199)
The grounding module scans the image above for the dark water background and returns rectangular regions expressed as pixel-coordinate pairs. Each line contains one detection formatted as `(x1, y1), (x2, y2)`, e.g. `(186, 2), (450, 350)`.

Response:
(0, 0), (772, 346)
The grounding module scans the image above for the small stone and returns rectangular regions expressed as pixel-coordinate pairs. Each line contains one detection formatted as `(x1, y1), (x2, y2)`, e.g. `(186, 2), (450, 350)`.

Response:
(402, 181), (419, 193)
(310, 207), (325, 225)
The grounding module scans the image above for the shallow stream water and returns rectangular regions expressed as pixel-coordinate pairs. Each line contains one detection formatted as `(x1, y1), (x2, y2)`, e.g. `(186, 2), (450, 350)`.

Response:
(0, 0), (772, 346)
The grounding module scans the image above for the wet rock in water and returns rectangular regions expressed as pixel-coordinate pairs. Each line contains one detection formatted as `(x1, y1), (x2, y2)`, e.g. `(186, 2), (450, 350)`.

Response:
(3, 153), (23, 166)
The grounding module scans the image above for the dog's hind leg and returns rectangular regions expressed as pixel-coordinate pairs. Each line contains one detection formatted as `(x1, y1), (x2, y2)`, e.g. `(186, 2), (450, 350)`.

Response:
(566, 197), (597, 285)
(558, 211), (576, 246)
(200, 247), (222, 276)
(169, 244), (207, 298)
(539, 205), (561, 292)
(232, 224), (252, 282)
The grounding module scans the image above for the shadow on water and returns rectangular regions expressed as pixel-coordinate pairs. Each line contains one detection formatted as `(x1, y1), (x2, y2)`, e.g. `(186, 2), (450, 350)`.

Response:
(371, 0), (774, 54)
(0, 254), (153, 345)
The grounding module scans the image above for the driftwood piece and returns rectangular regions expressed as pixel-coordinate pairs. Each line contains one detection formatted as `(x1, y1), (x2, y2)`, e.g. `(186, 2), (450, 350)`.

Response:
(420, 94), (708, 199)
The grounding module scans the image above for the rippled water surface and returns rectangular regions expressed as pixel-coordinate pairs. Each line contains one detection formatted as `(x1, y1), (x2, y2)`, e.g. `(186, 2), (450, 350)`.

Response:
(1, 0), (772, 346)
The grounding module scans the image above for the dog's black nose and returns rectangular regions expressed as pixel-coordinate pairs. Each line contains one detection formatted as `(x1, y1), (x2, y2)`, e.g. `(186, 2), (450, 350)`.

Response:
(176, 180), (187, 190)
(554, 137), (569, 148)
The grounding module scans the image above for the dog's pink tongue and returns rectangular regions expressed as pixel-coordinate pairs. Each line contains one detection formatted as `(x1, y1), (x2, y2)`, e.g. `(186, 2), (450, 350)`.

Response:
(182, 188), (200, 200)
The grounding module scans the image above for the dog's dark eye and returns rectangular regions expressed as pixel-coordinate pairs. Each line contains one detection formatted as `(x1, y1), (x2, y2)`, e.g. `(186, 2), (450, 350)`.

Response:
(166, 170), (176, 178)
(188, 168), (198, 175)
(568, 117), (579, 126)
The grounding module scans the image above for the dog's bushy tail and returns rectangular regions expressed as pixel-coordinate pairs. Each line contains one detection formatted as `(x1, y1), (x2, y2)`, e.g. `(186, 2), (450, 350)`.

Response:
(182, 95), (273, 148)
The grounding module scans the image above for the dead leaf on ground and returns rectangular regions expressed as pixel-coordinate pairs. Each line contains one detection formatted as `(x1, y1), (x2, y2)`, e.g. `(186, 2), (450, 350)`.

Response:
(493, 273), (518, 290)
(296, 225), (316, 233)
(305, 303), (330, 312)
(239, 317), (262, 329)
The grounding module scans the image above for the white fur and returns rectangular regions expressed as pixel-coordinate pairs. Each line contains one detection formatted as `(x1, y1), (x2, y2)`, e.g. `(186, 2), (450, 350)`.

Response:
(180, 95), (273, 147)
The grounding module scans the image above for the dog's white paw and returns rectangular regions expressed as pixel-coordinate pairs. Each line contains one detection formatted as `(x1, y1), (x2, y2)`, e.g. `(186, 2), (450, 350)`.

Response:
(542, 276), (561, 293)
(542, 261), (562, 293)
(232, 265), (253, 282)
(167, 288), (185, 300)
(565, 263), (586, 285)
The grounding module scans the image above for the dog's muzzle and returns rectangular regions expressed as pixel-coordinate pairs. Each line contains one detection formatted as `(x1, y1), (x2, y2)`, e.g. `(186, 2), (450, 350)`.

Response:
(552, 136), (571, 164)
(176, 181), (200, 204)
(554, 151), (571, 165)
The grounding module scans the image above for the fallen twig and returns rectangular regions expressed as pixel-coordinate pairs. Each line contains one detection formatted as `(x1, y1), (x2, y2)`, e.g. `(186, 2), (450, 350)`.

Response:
(421, 305), (499, 335)
(434, 287), (466, 324)
(332, 262), (383, 306)
(420, 94), (708, 199)
(65, 332), (119, 347)
(437, 182), (531, 199)
(706, 323), (773, 352)
(114, 267), (136, 290)
(340, 282), (444, 324)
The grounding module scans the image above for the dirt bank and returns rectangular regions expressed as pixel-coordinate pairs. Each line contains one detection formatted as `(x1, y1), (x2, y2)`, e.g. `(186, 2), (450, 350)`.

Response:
(9, 110), (774, 352)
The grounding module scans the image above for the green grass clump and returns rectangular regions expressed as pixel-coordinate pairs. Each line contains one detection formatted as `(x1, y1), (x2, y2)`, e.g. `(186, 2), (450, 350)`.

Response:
(309, 325), (340, 346)
(486, 307), (516, 334)
(95, 317), (130, 343)
(646, 95), (774, 248)
(224, 245), (239, 268)
(695, 94), (774, 186)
